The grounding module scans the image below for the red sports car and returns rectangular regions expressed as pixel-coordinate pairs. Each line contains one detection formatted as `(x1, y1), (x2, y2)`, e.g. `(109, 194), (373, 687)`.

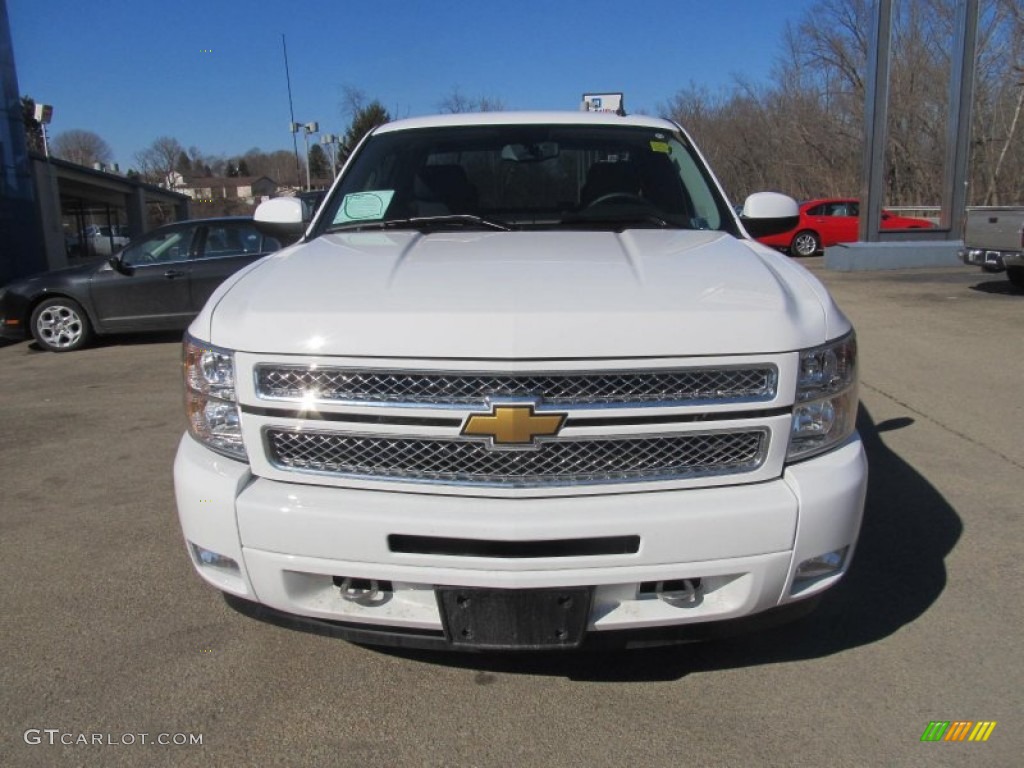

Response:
(756, 198), (935, 256)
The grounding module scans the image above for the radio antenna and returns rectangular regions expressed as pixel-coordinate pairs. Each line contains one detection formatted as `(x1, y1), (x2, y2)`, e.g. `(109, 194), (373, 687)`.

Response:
(282, 34), (301, 184)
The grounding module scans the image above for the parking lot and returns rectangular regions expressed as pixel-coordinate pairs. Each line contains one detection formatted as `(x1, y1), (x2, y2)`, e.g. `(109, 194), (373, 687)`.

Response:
(1, 259), (1021, 767)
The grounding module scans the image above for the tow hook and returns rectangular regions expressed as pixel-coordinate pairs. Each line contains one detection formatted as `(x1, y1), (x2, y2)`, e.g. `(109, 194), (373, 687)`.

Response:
(335, 577), (383, 604)
(656, 579), (703, 607)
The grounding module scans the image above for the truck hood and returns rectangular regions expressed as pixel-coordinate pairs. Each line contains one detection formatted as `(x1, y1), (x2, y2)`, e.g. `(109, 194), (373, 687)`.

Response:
(201, 230), (844, 358)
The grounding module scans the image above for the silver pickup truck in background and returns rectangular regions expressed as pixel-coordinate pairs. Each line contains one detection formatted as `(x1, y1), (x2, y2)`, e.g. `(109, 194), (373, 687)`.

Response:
(960, 207), (1024, 290)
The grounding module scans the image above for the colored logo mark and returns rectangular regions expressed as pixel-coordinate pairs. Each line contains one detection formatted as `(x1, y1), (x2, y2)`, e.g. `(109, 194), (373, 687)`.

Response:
(461, 404), (566, 448)
(921, 721), (997, 742)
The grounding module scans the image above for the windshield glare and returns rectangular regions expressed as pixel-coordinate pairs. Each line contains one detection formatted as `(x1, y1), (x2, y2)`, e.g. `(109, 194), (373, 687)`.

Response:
(318, 124), (733, 233)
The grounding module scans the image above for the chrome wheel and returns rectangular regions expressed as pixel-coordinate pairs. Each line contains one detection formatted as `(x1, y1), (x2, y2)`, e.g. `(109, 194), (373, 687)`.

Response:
(30, 298), (92, 352)
(790, 230), (820, 257)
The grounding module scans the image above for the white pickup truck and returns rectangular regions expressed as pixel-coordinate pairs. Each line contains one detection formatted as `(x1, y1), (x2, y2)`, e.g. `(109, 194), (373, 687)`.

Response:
(174, 111), (867, 650)
(960, 206), (1024, 289)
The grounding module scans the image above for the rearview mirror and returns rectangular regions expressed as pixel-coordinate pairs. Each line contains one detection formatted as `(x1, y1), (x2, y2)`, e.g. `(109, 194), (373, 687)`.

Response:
(500, 142), (560, 162)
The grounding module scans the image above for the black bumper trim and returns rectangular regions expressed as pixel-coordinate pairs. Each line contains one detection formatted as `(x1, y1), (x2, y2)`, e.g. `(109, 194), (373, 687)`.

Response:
(223, 592), (822, 652)
(388, 534), (641, 558)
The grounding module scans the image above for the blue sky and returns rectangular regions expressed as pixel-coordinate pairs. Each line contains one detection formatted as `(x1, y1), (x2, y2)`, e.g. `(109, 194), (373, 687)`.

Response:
(9, 0), (816, 168)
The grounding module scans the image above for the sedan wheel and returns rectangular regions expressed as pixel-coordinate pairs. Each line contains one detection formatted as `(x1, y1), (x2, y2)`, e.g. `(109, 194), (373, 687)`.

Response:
(790, 230), (821, 257)
(30, 298), (93, 352)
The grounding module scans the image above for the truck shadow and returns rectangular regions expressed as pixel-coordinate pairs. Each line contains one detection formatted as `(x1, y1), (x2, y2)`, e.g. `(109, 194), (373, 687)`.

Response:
(969, 278), (1022, 295)
(378, 403), (961, 681)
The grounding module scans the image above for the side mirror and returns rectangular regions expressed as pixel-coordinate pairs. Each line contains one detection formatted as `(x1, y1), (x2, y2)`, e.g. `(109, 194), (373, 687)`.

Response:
(740, 192), (800, 238)
(255, 197), (310, 240)
(108, 254), (134, 275)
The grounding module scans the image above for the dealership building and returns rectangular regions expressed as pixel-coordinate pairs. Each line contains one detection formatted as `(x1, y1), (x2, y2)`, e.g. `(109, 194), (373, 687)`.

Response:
(0, 2), (188, 285)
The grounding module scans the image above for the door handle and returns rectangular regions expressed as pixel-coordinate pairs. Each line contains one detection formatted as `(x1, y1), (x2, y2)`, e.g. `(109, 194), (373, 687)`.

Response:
(163, 269), (185, 279)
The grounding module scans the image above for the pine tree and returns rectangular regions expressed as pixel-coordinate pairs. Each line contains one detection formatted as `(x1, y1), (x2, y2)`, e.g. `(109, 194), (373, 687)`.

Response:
(341, 102), (390, 161)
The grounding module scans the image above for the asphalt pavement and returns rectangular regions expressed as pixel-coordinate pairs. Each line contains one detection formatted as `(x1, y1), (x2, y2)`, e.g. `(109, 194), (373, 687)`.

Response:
(1, 261), (1021, 767)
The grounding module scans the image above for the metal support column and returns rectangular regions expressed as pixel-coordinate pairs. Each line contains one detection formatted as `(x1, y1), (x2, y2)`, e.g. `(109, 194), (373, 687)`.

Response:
(859, 0), (893, 243)
(859, 0), (979, 242)
(127, 187), (147, 240)
(941, 0), (979, 235)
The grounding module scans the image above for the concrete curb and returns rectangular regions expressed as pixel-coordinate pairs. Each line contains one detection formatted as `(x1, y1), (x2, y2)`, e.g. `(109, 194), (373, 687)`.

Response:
(824, 241), (963, 271)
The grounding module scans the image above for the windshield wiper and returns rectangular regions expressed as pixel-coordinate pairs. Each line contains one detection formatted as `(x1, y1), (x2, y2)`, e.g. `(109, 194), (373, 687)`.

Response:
(327, 214), (512, 233)
(555, 213), (680, 231)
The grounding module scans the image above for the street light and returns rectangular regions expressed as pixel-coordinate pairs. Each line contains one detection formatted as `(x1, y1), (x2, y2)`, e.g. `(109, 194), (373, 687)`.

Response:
(290, 121), (319, 191)
(320, 133), (340, 179)
(34, 103), (54, 157)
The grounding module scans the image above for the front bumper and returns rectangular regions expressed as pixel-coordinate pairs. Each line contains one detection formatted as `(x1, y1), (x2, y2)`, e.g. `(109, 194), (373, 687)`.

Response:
(0, 323), (27, 341)
(222, 590), (824, 650)
(174, 433), (867, 649)
(0, 290), (31, 341)
(0, 311), (29, 340)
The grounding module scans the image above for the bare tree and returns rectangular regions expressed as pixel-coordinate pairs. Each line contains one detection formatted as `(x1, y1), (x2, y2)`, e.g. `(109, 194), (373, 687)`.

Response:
(241, 148), (305, 186)
(438, 86), (506, 113)
(340, 85), (369, 119)
(664, 0), (1021, 208)
(973, 0), (1024, 203)
(134, 137), (186, 187)
(51, 130), (115, 168)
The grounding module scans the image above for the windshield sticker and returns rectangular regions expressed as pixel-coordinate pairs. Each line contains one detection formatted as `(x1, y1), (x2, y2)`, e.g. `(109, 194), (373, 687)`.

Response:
(650, 141), (671, 154)
(334, 191), (396, 223)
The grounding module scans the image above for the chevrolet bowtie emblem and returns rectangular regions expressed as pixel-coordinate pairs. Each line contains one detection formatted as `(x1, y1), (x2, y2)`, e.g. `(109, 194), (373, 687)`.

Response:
(461, 404), (566, 448)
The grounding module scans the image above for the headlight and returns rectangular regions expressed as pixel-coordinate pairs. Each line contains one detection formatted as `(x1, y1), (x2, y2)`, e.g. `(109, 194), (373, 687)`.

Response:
(788, 333), (858, 461)
(183, 335), (247, 461)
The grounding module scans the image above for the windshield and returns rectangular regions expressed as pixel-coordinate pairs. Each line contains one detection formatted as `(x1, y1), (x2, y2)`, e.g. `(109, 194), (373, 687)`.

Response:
(316, 123), (737, 234)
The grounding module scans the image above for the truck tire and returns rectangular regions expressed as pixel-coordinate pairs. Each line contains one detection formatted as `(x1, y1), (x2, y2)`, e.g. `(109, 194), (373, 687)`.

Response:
(1008, 267), (1024, 291)
(30, 297), (94, 352)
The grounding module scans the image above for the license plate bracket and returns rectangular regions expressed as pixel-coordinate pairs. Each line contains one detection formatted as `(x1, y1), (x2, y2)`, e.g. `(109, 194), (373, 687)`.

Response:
(436, 586), (593, 650)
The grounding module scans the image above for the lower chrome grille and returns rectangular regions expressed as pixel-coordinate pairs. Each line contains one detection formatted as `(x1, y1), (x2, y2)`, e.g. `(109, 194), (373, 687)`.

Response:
(265, 428), (769, 487)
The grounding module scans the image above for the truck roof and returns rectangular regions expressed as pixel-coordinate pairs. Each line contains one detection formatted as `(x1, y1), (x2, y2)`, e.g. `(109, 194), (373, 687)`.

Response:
(373, 111), (680, 134)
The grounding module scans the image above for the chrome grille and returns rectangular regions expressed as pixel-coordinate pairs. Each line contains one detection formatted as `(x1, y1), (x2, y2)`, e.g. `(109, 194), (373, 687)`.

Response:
(254, 366), (778, 408)
(265, 428), (769, 487)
